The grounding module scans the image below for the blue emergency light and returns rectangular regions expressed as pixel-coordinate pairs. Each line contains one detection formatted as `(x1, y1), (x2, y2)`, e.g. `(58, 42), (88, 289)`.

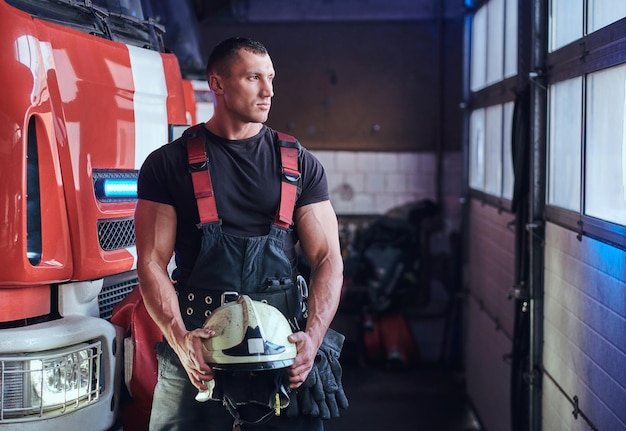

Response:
(103, 179), (137, 197)
(94, 175), (138, 201)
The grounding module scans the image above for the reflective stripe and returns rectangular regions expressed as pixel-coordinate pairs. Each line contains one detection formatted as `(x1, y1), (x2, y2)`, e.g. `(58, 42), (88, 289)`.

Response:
(127, 45), (169, 169)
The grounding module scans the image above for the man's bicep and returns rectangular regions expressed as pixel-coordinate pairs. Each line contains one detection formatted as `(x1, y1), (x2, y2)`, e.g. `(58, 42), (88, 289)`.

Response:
(135, 199), (177, 268)
(295, 201), (341, 265)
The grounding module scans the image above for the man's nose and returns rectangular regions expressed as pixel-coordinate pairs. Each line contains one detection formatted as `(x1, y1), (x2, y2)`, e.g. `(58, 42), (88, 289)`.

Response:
(261, 79), (274, 96)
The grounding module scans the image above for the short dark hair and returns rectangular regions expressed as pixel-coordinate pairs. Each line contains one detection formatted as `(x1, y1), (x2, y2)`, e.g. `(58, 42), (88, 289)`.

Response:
(205, 37), (269, 77)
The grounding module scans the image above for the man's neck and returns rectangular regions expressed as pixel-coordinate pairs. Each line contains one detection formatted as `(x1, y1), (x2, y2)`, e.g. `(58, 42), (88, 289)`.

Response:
(204, 117), (263, 141)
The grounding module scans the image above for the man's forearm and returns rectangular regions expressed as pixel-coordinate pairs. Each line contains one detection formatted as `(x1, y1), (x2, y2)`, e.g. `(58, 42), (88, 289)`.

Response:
(135, 199), (186, 347)
(304, 255), (343, 349)
(138, 262), (187, 347)
(294, 201), (344, 349)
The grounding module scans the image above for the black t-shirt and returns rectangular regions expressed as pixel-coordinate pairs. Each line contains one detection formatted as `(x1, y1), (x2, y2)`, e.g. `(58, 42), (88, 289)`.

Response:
(137, 125), (329, 280)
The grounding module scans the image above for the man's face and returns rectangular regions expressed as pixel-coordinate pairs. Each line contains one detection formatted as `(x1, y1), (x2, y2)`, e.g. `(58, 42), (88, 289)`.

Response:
(214, 49), (275, 124)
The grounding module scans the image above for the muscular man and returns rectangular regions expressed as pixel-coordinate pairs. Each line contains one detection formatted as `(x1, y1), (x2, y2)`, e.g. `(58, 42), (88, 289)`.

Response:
(135, 37), (344, 430)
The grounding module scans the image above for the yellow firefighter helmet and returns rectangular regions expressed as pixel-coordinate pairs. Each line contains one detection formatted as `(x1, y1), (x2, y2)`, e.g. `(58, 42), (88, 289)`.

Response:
(201, 295), (296, 370)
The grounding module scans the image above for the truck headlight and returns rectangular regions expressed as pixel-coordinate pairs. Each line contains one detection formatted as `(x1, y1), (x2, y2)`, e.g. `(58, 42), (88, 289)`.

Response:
(1, 342), (101, 420)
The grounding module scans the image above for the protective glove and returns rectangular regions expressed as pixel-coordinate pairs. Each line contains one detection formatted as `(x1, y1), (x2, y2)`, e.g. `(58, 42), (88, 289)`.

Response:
(286, 363), (321, 418)
(330, 352), (349, 410)
(286, 329), (349, 420)
(302, 370), (322, 417)
(310, 364), (326, 416)
(316, 328), (349, 418)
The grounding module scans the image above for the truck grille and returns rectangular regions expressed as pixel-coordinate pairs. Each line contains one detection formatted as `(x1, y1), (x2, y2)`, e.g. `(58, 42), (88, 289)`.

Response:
(97, 218), (135, 251)
(98, 275), (138, 320)
(0, 362), (23, 414)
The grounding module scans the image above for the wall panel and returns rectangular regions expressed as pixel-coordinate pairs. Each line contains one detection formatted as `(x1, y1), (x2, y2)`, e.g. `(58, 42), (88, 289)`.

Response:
(465, 199), (515, 431)
(466, 299), (512, 431)
(468, 200), (516, 335)
(543, 223), (626, 431)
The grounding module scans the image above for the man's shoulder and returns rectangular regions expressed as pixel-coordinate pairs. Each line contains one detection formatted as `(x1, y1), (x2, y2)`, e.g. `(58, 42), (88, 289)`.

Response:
(181, 123), (207, 140)
(264, 126), (304, 158)
(142, 134), (188, 171)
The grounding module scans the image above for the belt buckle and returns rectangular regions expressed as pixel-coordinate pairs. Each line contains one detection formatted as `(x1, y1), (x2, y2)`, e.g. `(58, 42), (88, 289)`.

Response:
(220, 291), (239, 306)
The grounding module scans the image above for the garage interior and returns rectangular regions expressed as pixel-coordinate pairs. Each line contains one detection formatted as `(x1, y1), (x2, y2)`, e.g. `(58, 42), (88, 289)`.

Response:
(174, 1), (478, 429)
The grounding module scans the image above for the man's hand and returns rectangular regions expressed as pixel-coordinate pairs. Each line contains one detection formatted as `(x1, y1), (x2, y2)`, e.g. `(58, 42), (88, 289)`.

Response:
(171, 327), (216, 391)
(287, 331), (319, 388)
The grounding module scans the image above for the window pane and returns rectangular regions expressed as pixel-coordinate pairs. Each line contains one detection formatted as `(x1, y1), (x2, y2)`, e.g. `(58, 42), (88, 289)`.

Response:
(502, 102), (514, 200)
(504, 0), (518, 78)
(486, 0), (504, 85)
(548, 78), (582, 211)
(485, 105), (503, 196)
(470, 109), (486, 190)
(549, 0), (583, 52)
(471, 6), (487, 91)
(586, 65), (626, 225)
(588, 0), (626, 34)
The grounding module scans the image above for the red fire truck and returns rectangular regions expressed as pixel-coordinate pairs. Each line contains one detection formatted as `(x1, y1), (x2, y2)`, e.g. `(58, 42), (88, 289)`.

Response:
(0, 0), (190, 429)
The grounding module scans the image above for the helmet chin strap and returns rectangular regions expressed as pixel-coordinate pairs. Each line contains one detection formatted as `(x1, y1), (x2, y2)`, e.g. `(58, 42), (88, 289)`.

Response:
(223, 394), (276, 426)
(195, 379), (215, 403)
(195, 368), (291, 425)
(195, 373), (291, 423)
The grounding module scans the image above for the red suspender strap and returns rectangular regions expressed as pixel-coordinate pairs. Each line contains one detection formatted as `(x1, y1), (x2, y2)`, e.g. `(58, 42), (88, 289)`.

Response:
(186, 131), (219, 225)
(275, 131), (301, 230)
(185, 127), (299, 228)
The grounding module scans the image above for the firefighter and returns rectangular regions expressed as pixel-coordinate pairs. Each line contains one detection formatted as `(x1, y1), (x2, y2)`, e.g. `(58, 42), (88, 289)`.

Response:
(135, 37), (347, 430)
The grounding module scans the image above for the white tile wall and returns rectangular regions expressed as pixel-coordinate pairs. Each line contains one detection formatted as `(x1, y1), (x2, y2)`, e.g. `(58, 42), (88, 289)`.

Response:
(313, 150), (441, 215)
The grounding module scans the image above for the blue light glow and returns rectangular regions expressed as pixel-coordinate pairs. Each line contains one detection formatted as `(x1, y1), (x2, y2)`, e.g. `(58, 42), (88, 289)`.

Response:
(95, 178), (138, 200)
(103, 179), (137, 198)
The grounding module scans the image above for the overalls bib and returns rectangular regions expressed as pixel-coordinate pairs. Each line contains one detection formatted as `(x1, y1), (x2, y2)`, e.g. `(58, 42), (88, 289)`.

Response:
(176, 125), (304, 331)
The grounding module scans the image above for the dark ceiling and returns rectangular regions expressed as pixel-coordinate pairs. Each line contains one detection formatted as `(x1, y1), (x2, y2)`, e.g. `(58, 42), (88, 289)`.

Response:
(187, 0), (464, 23)
(190, 0), (240, 22)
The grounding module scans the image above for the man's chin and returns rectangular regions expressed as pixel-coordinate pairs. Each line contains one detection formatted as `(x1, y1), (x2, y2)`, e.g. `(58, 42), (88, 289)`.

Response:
(252, 114), (270, 124)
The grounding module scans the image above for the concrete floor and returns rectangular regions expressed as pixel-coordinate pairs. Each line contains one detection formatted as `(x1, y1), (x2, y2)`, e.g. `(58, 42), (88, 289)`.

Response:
(324, 288), (481, 431)
(325, 363), (482, 431)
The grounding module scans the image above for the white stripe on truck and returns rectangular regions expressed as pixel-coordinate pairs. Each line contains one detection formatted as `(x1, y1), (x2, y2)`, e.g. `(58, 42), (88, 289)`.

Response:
(127, 45), (169, 170)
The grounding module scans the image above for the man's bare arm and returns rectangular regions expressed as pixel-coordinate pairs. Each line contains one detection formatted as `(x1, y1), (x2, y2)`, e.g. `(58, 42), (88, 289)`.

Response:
(135, 199), (213, 390)
(287, 200), (343, 387)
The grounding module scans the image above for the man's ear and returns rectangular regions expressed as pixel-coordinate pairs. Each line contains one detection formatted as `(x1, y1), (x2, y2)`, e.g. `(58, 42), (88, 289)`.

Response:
(209, 75), (224, 94)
